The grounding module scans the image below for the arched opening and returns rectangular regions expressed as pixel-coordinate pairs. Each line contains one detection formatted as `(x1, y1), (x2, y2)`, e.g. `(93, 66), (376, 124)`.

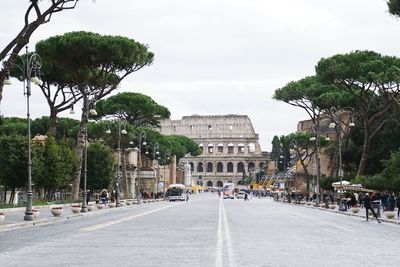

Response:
(259, 162), (265, 169)
(217, 162), (223, 173)
(237, 162), (244, 173)
(189, 162), (194, 172)
(207, 181), (213, 187)
(248, 162), (255, 172)
(227, 162), (233, 173)
(217, 143), (224, 153)
(207, 162), (213, 172)
(199, 143), (203, 153)
(228, 143), (234, 154)
(197, 162), (204, 172)
(216, 181), (223, 187)
(208, 143), (214, 154)
(238, 143), (245, 154)
(248, 143), (256, 153)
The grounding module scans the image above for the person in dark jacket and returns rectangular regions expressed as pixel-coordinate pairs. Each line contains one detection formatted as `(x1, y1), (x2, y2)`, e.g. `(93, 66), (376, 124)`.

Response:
(396, 193), (400, 218)
(364, 193), (381, 223)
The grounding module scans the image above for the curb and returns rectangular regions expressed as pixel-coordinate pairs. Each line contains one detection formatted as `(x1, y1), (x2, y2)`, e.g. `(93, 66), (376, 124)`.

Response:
(273, 200), (400, 225)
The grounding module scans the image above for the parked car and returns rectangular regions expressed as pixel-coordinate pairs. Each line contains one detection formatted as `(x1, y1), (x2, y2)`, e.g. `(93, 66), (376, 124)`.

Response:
(236, 191), (246, 199)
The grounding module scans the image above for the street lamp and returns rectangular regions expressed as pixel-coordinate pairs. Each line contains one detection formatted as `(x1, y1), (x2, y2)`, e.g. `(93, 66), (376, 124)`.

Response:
(134, 131), (147, 200)
(106, 120), (127, 207)
(309, 123), (321, 203)
(162, 151), (171, 197)
(152, 143), (160, 196)
(81, 95), (97, 213)
(329, 106), (355, 209)
(2, 46), (43, 221)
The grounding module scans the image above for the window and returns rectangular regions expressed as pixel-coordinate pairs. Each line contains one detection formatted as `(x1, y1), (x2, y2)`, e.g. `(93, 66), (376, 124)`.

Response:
(248, 162), (255, 172)
(237, 162), (244, 173)
(228, 143), (234, 154)
(208, 144), (214, 154)
(207, 162), (213, 172)
(199, 143), (203, 153)
(217, 143), (224, 153)
(227, 162), (233, 173)
(248, 143), (256, 153)
(238, 143), (245, 154)
(217, 162), (223, 173)
(197, 162), (203, 172)
(189, 162), (194, 172)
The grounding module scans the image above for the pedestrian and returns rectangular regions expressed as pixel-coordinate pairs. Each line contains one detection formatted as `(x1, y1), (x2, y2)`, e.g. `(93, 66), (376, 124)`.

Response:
(396, 193), (400, 218)
(244, 193), (249, 201)
(185, 190), (190, 202)
(364, 193), (381, 223)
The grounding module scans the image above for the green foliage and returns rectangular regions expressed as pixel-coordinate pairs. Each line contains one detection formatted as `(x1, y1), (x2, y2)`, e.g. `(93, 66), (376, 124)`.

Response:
(388, 0), (400, 17)
(95, 92), (170, 128)
(0, 135), (28, 189)
(270, 136), (281, 163)
(86, 141), (114, 190)
(320, 176), (340, 191)
(0, 117), (27, 136)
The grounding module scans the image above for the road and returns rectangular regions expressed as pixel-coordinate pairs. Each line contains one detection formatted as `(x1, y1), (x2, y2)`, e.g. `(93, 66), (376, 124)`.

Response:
(0, 194), (399, 267)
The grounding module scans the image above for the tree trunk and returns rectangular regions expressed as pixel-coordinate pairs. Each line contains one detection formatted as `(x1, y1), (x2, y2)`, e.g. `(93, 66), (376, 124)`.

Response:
(71, 96), (88, 200)
(357, 126), (371, 176)
(121, 147), (129, 197)
(49, 107), (58, 137)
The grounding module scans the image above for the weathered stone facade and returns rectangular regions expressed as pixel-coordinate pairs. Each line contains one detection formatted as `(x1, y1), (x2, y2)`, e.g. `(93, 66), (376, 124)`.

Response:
(159, 115), (269, 187)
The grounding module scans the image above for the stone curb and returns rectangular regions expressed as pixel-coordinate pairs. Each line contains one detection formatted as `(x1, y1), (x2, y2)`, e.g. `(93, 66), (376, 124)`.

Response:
(0, 199), (165, 232)
(274, 200), (400, 225)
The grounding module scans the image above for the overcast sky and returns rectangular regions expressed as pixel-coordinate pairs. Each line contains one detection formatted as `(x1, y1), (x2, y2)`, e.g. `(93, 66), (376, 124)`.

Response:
(1, 0), (399, 150)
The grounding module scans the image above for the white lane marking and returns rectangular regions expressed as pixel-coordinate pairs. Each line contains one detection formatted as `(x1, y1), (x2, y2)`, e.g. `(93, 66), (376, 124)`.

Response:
(216, 196), (223, 267)
(79, 204), (180, 232)
(222, 200), (237, 267)
(331, 225), (353, 232)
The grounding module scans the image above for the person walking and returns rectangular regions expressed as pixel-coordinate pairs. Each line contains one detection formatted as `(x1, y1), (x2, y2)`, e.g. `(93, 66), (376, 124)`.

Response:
(185, 190), (190, 202)
(244, 193), (249, 201)
(364, 193), (381, 223)
(396, 193), (400, 218)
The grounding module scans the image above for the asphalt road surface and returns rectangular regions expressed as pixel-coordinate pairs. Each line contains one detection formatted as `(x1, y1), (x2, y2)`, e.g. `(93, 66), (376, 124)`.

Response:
(0, 194), (399, 267)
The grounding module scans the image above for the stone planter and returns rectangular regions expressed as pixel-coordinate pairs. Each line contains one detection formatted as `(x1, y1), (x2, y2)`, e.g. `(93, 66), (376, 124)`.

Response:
(0, 213), (5, 223)
(96, 204), (105, 209)
(384, 211), (396, 219)
(70, 205), (81, 214)
(329, 204), (337, 210)
(50, 207), (63, 217)
(108, 202), (116, 208)
(300, 201), (306, 205)
(87, 204), (94, 211)
(351, 207), (360, 214)
(313, 203), (320, 207)
(306, 202), (312, 206)
(32, 209), (40, 219)
(126, 199), (133, 205)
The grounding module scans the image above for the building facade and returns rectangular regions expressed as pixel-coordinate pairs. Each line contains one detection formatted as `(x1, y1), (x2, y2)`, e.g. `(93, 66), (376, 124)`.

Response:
(159, 115), (269, 188)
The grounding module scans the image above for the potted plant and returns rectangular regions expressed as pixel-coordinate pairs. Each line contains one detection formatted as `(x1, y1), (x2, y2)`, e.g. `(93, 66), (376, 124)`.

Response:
(351, 206), (360, 213)
(32, 208), (40, 219)
(50, 206), (63, 217)
(70, 204), (81, 214)
(384, 211), (396, 219)
(0, 211), (5, 223)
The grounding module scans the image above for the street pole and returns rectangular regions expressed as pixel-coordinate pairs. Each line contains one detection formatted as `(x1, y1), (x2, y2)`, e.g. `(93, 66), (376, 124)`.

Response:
(116, 120), (122, 207)
(2, 47), (43, 221)
(152, 142), (159, 197)
(136, 131), (146, 200)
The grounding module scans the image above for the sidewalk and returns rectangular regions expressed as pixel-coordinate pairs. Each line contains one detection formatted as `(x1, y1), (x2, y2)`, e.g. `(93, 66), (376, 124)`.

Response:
(273, 198), (400, 225)
(0, 199), (163, 232)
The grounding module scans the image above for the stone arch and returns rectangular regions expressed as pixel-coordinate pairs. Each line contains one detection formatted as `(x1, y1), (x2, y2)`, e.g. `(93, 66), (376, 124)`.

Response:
(248, 162), (255, 172)
(228, 143), (234, 154)
(216, 181), (223, 187)
(207, 181), (213, 187)
(238, 143), (245, 154)
(237, 162), (245, 173)
(227, 162), (234, 173)
(217, 143), (224, 153)
(248, 143), (256, 153)
(208, 143), (214, 154)
(197, 162), (203, 172)
(217, 162), (223, 173)
(259, 162), (265, 169)
(189, 162), (194, 172)
(199, 143), (203, 153)
(207, 162), (213, 172)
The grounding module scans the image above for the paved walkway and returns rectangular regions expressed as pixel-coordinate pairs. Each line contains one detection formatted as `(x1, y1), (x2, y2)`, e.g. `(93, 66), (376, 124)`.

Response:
(0, 199), (162, 232)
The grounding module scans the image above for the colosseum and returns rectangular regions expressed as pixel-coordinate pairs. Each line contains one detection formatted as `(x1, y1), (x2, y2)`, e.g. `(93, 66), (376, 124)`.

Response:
(158, 114), (269, 188)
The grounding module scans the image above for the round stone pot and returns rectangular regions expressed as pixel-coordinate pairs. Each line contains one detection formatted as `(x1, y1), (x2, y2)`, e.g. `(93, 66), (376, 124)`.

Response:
(0, 214), (5, 223)
(330, 204), (337, 210)
(70, 206), (81, 214)
(96, 204), (105, 209)
(351, 207), (360, 213)
(126, 199), (133, 205)
(87, 205), (94, 211)
(384, 211), (396, 219)
(50, 208), (63, 217)
(108, 202), (116, 208)
(32, 209), (40, 219)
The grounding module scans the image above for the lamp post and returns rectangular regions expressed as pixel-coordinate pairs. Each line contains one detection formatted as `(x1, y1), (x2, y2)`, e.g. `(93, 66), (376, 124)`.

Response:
(81, 95), (97, 213)
(135, 131), (147, 200)
(162, 151), (171, 197)
(329, 106), (355, 209)
(2, 47), (43, 221)
(152, 143), (160, 196)
(309, 123), (321, 203)
(106, 120), (127, 207)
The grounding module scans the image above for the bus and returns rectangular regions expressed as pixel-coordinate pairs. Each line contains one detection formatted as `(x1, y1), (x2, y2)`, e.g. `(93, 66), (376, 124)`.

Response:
(223, 182), (235, 199)
(166, 184), (186, 201)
